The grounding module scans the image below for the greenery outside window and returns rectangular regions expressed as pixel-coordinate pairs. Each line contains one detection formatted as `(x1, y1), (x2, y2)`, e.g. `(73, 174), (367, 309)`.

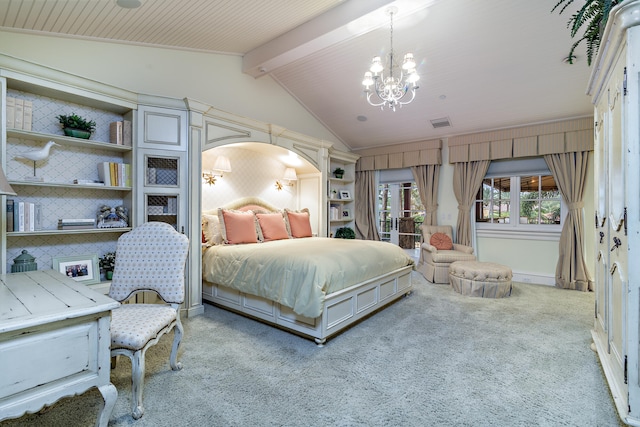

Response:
(477, 175), (562, 226)
(475, 161), (564, 240)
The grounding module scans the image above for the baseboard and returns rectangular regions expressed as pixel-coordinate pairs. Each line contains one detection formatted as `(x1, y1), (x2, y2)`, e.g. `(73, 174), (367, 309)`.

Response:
(512, 271), (555, 287)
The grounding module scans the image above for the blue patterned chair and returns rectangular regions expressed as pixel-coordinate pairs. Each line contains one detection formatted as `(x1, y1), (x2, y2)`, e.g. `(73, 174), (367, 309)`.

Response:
(108, 222), (189, 419)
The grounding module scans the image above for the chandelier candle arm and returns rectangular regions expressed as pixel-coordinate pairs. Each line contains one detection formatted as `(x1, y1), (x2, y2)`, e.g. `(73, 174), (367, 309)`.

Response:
(362, 7), (419, 111)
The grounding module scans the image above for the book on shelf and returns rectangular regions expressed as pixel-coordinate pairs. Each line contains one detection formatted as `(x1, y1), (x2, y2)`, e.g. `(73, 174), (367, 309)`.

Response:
(6, 97), (33, 130)
(6, 199), (14, 232)
(97, 161), (129, 187)
(110, 121), (123, 145)
(73, 179), (105, 186)
(22, 100), (32, 131)
(123, 120), (132, 146)
(58, 224), (95, 230)
(58, 218), (96, 230)
(14, 98), (23, 130)
(16, 201), (25, 232)
(6, 97), (15, 129)
(24, 202), (30, 232)
(59, 218), (96, 225)
(109, 120), (132, 146)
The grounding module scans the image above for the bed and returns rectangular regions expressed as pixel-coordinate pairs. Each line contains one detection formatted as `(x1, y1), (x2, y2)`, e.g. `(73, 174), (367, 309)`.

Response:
(201, 198), (415, 345)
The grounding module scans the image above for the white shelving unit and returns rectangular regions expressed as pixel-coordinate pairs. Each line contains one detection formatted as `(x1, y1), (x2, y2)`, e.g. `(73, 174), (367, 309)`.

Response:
(328, 150), (358, 237)
(0, 54), (138, 286)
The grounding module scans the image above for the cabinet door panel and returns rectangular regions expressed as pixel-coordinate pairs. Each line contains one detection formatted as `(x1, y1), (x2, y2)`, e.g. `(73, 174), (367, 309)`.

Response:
(138, 105), (187, 151)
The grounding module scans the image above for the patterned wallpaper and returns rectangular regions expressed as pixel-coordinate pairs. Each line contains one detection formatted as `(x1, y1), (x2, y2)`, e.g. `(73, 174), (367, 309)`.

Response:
(5, 89), (128, 273)
(202, 146), (302, 212)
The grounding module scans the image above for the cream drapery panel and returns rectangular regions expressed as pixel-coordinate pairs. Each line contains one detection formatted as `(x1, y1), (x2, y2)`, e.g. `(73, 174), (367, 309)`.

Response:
(354, 170), (381, 241)
(411, 164), (440, 226)
(544, 152), (593, 291)
(453, 160), (490, 247)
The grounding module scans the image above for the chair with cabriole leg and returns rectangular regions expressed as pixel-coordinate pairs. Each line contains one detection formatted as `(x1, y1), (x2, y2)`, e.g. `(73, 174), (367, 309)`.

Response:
(108, 222), (189, 419)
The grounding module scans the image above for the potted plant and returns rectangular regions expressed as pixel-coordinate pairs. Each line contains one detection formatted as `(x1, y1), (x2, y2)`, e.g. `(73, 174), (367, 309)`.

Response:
(552, 0), (621, 65)
(335, 226), (355, 239)
(333, 167), (344, 179)
(99, 251), (116, 280)
(56, 113), (96, 139)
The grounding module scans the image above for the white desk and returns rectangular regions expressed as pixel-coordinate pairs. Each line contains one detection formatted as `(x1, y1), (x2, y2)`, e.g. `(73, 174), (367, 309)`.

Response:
(0, 270), (120, 426)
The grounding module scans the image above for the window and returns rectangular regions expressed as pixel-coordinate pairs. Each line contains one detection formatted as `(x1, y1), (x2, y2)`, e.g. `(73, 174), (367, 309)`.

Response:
(475, 158), (564, 237)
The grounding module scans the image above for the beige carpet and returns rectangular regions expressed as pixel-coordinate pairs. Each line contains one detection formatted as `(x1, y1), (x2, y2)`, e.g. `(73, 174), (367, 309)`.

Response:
(1, 272), (623, 426)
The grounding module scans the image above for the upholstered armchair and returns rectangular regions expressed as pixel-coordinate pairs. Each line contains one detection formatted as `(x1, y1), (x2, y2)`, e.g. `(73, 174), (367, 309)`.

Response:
(108, 222), (189, 419)
(418, 225), (476, 284)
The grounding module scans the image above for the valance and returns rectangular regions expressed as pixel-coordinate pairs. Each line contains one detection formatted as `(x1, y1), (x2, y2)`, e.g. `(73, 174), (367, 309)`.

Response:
(448, 117), (593, 163)
(356, 139), (442, 171)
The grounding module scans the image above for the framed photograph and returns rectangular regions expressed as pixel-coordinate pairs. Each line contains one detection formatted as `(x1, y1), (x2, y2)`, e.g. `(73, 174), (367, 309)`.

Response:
(342, 208), (352, 219)
(339, 190), (351, 200)
(53, 254), (100, 285)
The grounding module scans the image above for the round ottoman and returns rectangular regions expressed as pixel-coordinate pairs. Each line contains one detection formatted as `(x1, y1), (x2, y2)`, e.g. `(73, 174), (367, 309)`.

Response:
(449, 261), (512, 298)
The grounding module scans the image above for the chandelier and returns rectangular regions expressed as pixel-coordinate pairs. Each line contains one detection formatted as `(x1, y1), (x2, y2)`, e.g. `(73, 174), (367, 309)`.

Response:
(362, 7), (419, 111)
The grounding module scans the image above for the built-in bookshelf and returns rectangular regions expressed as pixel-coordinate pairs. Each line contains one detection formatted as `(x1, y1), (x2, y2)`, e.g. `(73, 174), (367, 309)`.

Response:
(1, 57), (138, 279)
(327, 150), (358, 237)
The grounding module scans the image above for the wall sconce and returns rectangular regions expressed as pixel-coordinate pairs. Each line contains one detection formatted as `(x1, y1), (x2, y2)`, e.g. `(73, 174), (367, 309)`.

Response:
(202, 155), (232, 186)
(275, 167), (297, 191)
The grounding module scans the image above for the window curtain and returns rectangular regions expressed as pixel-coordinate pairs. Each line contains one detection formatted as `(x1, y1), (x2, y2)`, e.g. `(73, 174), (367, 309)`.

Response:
(453, 160), (490, 246)
(354, 170), (380, 241)
(544, 152), (593, 291)
(411, 164), (440, 226)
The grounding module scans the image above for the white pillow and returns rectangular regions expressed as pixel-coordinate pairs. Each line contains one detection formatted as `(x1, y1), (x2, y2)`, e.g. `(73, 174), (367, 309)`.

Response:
(202, 213), (224, 245)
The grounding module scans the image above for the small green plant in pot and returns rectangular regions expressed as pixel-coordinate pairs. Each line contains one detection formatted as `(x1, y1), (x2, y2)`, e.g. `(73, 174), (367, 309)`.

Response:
(99, 251), (116, 280)
(57, 113), (96, 139)
(335, 226), (355, 239)
(333, 167), (344, 179)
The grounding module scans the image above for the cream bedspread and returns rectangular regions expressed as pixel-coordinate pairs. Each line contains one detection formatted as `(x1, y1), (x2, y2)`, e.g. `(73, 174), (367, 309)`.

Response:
(202, 237), (414, 318)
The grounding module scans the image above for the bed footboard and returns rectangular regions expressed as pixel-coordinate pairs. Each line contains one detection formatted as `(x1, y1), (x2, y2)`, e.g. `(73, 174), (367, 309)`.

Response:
(202, 265), (413, 345)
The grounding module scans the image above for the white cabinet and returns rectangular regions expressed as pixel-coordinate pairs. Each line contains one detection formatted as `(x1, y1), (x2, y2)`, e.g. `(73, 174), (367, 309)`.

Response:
(135, 103), (188, 232)
(0, 54), (138, 279)
(587, 2), (640, 424)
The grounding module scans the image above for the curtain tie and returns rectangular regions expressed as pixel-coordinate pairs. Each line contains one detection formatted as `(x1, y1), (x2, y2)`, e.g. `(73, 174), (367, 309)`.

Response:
(458, 204), (471, 211)
(568, 201), (584, 211)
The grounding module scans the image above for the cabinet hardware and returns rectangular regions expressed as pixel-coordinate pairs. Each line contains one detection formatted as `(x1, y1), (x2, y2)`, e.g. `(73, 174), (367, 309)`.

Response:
(611, 236), (622, 252)
(599, 231), (604, 244)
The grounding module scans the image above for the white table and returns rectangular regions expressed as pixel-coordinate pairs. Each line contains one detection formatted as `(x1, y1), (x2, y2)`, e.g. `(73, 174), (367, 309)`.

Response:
(0, 269), (120, 426)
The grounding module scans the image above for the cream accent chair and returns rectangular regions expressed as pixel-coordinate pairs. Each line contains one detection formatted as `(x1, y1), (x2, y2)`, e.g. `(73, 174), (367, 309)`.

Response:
(418, 225), (476, 284)
(108, 222), (189, 420)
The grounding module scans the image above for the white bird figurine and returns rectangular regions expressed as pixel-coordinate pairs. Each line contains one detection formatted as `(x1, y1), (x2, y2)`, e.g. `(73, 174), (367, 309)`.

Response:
(15, 140), (60, 178)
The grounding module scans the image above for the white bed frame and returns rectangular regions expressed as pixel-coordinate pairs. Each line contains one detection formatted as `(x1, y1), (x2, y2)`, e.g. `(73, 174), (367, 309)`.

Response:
(202, 265), (413, 345)
(201, 197), (413, 345)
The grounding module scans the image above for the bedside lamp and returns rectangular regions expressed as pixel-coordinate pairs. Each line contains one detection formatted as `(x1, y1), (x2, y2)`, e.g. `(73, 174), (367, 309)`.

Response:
(0, 165), (16, 196)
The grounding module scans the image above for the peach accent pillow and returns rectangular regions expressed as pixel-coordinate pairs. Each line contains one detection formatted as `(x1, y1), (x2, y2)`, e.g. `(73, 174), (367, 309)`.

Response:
(285, 208), (313, 238)
(430, 232), (453, 250)
(256, 213), (289, 242)
(218, 209), (258, 244)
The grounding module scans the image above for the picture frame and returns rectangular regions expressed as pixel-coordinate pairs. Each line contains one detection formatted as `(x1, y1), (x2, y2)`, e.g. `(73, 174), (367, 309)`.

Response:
(342, 208), (352, 219)
(52, 254), (100, 285)
(339, 190), (351, 200)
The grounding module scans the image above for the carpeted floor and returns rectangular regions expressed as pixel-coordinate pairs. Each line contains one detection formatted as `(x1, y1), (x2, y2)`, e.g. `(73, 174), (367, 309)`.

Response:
(1, 272), (623, 426)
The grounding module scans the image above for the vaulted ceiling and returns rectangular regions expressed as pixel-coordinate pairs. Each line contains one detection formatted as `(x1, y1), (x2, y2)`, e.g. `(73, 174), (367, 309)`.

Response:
(0, 0), (594, 151)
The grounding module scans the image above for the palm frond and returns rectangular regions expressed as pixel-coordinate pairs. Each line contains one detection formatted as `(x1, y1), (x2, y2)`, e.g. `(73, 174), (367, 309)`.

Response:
(552, 0), (621, 66)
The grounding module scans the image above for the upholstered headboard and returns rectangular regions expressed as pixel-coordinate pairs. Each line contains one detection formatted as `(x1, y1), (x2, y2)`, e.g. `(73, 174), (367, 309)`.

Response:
(202, 197), (279, 216)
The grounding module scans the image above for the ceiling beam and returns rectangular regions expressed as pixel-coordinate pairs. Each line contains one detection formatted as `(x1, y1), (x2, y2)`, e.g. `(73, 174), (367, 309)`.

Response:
(242, 0), (396, 78)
